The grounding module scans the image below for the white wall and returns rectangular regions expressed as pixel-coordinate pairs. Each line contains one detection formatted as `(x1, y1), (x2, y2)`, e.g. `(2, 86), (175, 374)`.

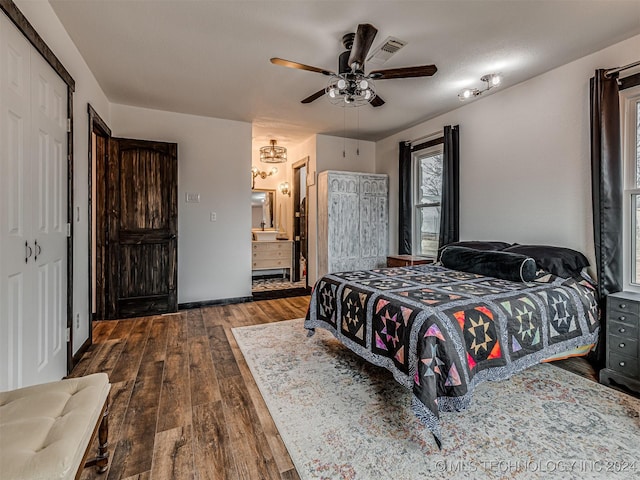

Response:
(110, 104), (252, 304)
(316, 134), (377, 174)
(376, 34), (640, 274)
(15, 1), (111, 354)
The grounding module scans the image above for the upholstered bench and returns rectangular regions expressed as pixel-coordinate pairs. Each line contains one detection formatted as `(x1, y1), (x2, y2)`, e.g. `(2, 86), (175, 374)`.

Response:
(0, 373), (111, 480)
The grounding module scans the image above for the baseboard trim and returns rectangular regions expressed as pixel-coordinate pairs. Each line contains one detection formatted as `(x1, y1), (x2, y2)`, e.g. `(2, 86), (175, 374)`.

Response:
(70, 336), (92, 371)
(178, 296), (253, 310)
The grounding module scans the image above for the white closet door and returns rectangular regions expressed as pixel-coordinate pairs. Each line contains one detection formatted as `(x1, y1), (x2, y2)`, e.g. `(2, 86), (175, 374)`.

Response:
(0, 12), (31, 391)
(0, 13), (67, 390)
(27, 42), (68, 387)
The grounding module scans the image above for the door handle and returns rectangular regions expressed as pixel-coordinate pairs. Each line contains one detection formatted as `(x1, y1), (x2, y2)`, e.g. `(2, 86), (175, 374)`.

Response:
(34, 240), (41, 261)
(25, 241), (33, 263)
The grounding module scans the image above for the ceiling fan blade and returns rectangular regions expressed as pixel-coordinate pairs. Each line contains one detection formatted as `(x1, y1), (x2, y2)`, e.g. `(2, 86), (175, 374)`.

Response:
(369, 95), (385, 107)
(369, 64), (438, 79)
(301, 88), (326, 104)
(348, 23), (378, 70)
(270, 58), (334, 76)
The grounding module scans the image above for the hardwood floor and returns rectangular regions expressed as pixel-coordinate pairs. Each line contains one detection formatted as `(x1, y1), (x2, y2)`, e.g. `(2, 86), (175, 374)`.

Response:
(72, 295), (603, 480)
(71, 296), (310, 480)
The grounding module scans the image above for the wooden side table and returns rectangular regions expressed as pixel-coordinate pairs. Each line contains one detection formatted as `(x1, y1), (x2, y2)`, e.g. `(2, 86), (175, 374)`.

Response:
(386, 255), (434, 268)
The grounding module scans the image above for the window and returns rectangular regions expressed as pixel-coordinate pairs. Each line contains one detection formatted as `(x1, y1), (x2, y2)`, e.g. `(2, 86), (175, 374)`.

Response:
(412, 146), (444, 257)
(623, 86), (640, 290)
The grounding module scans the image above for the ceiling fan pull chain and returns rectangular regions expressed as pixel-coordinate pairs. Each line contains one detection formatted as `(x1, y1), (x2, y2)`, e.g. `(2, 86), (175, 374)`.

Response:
(357, 109), (360, 156)
(343, 107), (346, 158)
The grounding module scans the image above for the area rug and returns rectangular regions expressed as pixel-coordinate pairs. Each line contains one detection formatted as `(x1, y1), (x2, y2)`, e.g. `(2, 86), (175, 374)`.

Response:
(232, 319), (640, 480)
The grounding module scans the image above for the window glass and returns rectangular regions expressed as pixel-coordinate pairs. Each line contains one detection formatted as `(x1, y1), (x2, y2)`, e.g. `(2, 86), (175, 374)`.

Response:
(634, 100), (640, 283)
(635, 194), (640, 283)
(627, 93), (640, 289)
(418, 154), (442, 203)
(414, 149), (443, 257)
(417, 205), (440, 256)
(636, 101), (640, 187)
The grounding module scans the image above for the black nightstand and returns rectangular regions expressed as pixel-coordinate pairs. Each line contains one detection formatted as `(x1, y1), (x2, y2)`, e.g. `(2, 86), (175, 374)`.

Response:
(599, 291), (640, 394)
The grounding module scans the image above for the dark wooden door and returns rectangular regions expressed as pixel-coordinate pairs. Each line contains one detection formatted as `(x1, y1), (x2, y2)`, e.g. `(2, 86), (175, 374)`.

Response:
(106, 138), (178, 318)
(292, 161), (308, 284)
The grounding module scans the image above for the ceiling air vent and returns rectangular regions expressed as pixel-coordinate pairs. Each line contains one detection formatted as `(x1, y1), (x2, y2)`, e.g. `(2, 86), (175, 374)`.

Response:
(366, 36), (407, 65)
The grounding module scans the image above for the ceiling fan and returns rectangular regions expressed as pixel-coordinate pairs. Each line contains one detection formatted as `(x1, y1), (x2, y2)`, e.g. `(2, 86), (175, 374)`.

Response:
(270, 23), (437, 107)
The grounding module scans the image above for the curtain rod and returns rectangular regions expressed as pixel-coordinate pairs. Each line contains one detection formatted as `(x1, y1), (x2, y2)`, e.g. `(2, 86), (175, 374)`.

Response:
(605, 60), (640, 77)
(406, 130), (441, 145)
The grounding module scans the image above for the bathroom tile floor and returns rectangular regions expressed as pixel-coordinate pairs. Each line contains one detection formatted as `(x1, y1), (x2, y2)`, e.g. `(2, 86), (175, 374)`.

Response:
(251, 276), (307, 292)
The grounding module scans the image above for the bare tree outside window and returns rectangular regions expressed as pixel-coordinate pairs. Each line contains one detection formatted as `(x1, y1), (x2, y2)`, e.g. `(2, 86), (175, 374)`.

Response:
(414, 152), (443, 257)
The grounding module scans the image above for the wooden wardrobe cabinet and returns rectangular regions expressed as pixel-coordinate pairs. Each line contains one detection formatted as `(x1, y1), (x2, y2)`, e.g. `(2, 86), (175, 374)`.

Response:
(317, 171), (388, 278)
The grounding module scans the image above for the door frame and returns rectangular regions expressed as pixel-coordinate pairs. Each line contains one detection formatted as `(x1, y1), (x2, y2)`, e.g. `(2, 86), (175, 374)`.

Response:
(88, 105), (111, 328)
(1, 1), (76, 373)
(291, 157), (309, 287)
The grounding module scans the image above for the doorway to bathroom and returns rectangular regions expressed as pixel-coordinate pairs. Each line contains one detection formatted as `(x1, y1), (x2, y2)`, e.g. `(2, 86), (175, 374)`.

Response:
(251, 156), (310, 299)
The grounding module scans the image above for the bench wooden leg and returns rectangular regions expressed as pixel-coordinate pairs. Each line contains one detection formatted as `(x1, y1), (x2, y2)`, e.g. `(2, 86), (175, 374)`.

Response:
(84, 400), (109, 474)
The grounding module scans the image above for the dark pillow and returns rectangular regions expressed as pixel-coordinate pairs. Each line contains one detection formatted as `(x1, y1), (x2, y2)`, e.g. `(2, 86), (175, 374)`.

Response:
(441, 241), (512, 251)
(437, 241), (512, 261)
(440, 246), (536, 282)
(502, 244), (589, 279)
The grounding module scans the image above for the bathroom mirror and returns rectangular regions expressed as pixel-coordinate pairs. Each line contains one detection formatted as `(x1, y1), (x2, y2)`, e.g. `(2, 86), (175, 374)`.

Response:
(251, 189), (276, 229)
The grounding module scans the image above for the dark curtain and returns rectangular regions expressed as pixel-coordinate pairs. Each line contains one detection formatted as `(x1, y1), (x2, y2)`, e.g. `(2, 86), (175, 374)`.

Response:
(439, 125), (460, 247)
(398, 141), (412, 254)
(590, 69), (622, 366)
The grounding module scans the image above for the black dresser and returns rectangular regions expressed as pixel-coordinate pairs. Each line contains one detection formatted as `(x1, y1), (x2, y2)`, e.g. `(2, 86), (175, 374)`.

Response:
(599, 291), (640, 394)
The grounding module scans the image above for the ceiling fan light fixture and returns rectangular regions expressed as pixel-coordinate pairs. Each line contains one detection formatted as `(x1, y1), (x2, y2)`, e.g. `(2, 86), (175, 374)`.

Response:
(259, 139), (287, 163)
(326, 73), (376, 107)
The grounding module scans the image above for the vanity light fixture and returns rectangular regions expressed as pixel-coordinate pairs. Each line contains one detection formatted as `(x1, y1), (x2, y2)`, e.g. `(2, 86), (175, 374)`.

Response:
(458, 73), (502, 101)
(279, 181), (291, 197)
(260, 139), (287, 163)
(251, 166), (277, 189)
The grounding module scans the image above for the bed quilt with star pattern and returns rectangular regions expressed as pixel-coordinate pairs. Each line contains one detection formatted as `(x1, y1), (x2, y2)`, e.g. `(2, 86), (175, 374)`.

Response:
(304, 264), (599, 445)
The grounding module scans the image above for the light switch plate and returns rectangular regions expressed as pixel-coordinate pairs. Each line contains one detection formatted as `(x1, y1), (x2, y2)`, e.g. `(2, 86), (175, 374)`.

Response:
(185, 193), (200, 203)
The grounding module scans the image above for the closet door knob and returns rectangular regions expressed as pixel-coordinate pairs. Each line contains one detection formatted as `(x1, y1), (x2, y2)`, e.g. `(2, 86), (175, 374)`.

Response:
(25, 241), (33, 263)
(619, 343), (625, 348)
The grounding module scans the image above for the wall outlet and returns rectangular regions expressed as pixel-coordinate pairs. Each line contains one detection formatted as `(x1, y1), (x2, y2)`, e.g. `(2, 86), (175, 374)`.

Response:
(210, 212), (217, 222)
(76, 313), (80, 329)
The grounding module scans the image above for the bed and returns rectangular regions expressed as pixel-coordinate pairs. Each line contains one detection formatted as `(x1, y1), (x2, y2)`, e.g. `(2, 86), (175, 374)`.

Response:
(304, 243), (600, 447)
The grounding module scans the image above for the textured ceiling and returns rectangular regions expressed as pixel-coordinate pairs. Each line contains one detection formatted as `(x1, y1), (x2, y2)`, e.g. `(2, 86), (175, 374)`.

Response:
(50, 0), (640, 148)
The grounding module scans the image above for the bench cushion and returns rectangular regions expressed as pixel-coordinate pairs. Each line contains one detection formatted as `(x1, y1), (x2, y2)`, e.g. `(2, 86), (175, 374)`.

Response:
(0, 373), (110, 480)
